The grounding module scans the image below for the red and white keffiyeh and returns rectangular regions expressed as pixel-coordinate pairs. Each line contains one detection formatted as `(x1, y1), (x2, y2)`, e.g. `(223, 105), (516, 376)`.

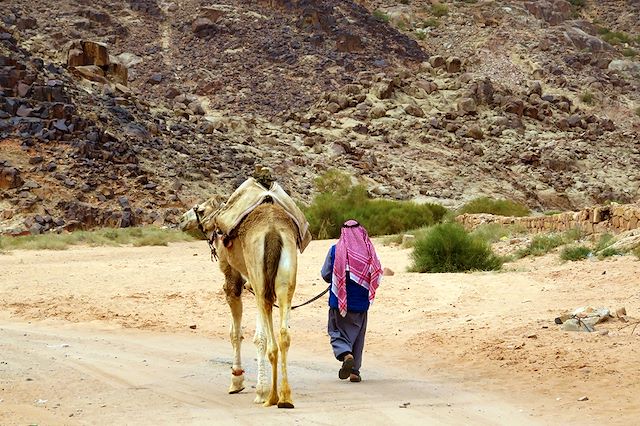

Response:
(331, 220), (383, 317)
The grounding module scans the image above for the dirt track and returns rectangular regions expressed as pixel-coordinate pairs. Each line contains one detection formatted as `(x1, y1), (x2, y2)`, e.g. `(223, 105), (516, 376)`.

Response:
(1, 240), (639, 425)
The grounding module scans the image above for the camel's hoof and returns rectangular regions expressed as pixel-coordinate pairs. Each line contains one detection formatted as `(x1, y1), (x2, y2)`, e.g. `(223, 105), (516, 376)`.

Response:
(263, 398), (279, 407)
(254, 396), (266, 404)
(277, 401), (294, 409)
(228, 387), (244, 394)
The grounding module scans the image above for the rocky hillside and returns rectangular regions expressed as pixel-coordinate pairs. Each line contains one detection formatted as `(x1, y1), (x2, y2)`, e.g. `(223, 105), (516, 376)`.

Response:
(1, 0), (639, 235)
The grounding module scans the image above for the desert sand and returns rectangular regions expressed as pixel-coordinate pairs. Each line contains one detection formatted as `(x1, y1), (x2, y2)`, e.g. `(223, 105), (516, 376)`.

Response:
(1, 239), (639, 425)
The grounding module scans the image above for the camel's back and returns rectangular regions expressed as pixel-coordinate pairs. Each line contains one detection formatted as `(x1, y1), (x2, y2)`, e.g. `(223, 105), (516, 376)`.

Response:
(238, 203), (297, 241)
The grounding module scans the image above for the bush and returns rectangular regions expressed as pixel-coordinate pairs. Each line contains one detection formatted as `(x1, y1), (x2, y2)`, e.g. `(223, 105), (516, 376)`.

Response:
(470, 223), (524, 243)
(431, 4), (449, 17)
(305, 170), (448, 238)
(516, 234), (564, 258)
(373, 10), (390, 22)
(581, 91), (595, 105)
(633, 246), (640, 259)
(457, 196), (530, 217)
(0, 227), (194, 251)
(563, 227), (584, 243)
(598, 28), (632, 45)
(560, 245), (591, 261)
(594, 233), (615, 251)
(568, 0), (585, 7)
(422, 18), (440, 28)
(305, 188), (447, 239)
(636, 106), (640, 117)
(622, 48), (637, 57)
(410, 223), (502, 272)
(598, 247), (622, 259)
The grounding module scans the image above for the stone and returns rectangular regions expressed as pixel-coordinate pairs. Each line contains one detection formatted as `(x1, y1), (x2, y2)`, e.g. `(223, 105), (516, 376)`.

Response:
(192, 17), (216, 36)
(404, 104), (424, 117)
(429, 55), (445, 69)
(457, 97), (477, 114)
(336, 33), (363, 52)
(446, 57), (462, 73)
(72, 65), (109, 84)
(467, 125), (484, 140)
(0, 165), (24, 189)
(369, 104), (387, 119)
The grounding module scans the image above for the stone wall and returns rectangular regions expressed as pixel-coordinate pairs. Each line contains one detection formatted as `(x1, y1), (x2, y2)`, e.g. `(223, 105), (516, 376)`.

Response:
(456, 203), (640, 235)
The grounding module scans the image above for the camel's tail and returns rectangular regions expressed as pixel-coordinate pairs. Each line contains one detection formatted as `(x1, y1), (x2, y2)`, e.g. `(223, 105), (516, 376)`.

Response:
(263, 229), (282, 307)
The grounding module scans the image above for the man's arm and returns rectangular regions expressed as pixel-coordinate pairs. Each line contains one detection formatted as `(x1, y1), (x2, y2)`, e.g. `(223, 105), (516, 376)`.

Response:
(320, 246), (334, 283)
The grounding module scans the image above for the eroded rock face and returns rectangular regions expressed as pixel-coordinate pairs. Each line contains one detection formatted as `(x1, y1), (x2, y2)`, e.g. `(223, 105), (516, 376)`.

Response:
(1, 0), (640, 235)
(523, 0), (572, 25)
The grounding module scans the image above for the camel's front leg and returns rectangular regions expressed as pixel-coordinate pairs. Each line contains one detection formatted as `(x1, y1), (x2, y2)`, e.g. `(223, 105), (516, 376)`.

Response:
(223, 263), (245, 394)
(227, 293), (244, 394)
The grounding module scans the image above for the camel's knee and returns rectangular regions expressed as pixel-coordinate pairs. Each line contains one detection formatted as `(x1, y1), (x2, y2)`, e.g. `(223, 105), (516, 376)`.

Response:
(279, 328), (291, 349)
(253, 331), (266, 350)
(267, 345), (278, 365)
(230, 329), (243, 344)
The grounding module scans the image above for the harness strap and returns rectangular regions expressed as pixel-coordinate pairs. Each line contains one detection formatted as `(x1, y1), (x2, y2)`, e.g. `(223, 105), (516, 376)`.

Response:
(246, 285), (330, 310)
(193, 206), (218, 262)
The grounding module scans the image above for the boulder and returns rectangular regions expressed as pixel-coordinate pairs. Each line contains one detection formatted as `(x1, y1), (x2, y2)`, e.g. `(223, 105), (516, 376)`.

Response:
(336, 33), (363, 52)
(0, 164), (23, 189)
(457, 97), (477, 115)
(404, 104), (424, 117)
(564, 27), (614, 53)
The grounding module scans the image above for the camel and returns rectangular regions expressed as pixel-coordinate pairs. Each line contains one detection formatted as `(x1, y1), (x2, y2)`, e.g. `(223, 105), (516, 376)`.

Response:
(180, 197), (299, 408)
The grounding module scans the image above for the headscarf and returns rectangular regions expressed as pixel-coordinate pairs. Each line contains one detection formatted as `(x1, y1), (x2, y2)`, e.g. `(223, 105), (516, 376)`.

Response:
(331, 220), (383, 316)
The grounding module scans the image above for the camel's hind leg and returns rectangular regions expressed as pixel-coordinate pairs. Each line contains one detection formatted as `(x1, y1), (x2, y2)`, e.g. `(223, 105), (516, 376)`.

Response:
(253, 314), (269, 404)
(261, 304), (280, 407)
(275, 258), (296, 408)
(222, 262), (245, 394)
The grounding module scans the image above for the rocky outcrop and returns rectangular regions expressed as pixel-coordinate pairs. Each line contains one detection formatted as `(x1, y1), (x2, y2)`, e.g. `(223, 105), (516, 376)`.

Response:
(67, 40), (128, 85)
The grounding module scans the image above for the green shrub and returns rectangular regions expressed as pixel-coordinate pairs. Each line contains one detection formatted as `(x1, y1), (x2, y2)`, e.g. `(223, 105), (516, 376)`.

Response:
(581, 91), (595, 105)
(422, 18), (440, 28)
(598, 28), (632, 45)
(415, 31), (427, 40)
(633, 245), (640, 259)
(0, 227), (194, 251)
(470, 223), (522, 243)
(568, 0), (585, 7)
(313, 168), (352, 196)
(594, 233), (615, 251)
(431, 4), (449, 17)
(305, 171), (448, 239)
(304, 188), (447, 238)
(410, 223), (502, 272)
(622, 48), (637, 57)
(457, 196), (530, 217)
(598, 247), (622, 259)
(563, 227), (584, 243)
(560, 245), (591, 261)
(516, 234), (564, 258)
(636, 106), (640, 117)
(373, 10), (390, 22)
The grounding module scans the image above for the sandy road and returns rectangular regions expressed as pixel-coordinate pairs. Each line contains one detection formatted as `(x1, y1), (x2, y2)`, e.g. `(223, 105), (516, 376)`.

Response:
(0, 318), (537, 425)
(1, 239), (639, 425)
